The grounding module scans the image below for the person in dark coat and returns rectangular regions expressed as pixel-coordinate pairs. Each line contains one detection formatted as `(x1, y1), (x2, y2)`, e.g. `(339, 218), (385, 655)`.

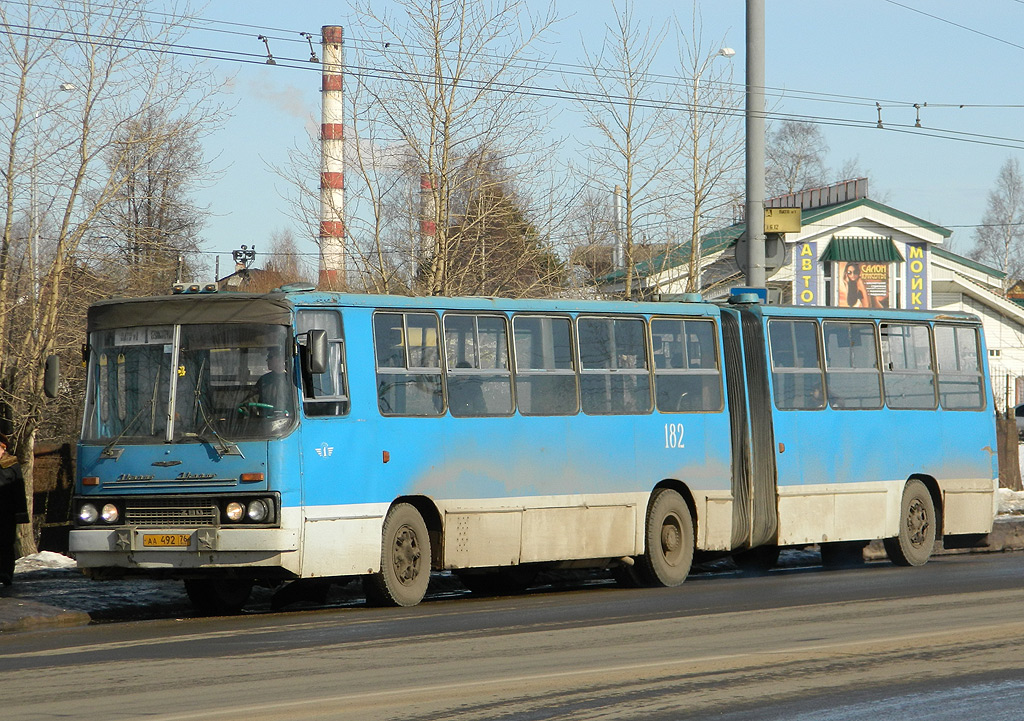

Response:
(0, 434), (29, 587)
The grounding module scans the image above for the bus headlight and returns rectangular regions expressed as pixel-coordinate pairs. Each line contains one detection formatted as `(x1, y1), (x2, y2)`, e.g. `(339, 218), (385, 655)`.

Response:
(225, 501), (245, 522)
(100, 503), (120, 524)
(247, 499), (270, 523)
(78, 503), (99, 524)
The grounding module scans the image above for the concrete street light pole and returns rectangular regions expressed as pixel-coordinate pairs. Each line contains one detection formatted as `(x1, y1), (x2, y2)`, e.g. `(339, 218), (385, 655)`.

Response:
(745, 0), (766, 288)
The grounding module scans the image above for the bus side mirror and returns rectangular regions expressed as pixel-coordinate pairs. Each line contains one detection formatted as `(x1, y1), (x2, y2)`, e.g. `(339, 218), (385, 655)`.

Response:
(306, 330), (328, 374)
(44, 355), (60, 398)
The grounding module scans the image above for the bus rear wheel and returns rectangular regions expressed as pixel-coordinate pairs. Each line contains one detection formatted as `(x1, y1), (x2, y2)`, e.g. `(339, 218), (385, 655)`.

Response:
(635, 488), (694, 587)
(883, 479), (936, 567)
(363, 503), (431, 607)
(184, 579), (253, 615)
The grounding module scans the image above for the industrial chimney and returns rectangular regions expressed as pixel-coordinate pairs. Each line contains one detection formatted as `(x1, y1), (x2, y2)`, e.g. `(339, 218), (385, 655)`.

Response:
(319, 25), (345, 289)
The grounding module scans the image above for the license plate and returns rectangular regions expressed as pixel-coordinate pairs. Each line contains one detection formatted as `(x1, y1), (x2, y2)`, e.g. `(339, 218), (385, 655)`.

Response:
(142, 533), (192, 548)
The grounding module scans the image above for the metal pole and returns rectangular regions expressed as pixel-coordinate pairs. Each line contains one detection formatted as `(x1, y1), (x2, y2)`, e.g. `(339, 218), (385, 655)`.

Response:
(745, 0), (766, 288)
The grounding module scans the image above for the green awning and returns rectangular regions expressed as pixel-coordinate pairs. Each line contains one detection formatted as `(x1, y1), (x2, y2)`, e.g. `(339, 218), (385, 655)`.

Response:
(819, 236), (905, 263)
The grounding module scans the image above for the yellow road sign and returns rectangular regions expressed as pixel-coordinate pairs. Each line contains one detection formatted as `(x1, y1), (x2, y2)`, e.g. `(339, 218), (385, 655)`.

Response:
(765, 207), (801, 233)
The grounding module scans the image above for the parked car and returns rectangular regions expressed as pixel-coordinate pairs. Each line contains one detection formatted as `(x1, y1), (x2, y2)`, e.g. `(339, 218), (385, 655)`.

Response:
(1015, 403), (1024, 439)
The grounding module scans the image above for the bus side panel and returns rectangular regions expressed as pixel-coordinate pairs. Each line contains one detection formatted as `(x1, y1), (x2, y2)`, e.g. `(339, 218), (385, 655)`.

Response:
(634, 408), (733, 551)
(772, 405), (995, 544)
(771, 402), (995, 546)
(436, 414), (641, 565)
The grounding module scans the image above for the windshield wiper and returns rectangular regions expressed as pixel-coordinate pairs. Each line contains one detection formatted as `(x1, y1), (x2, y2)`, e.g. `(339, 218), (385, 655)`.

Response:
(100, 401), (153, 459)
(185, 361), (245, 458)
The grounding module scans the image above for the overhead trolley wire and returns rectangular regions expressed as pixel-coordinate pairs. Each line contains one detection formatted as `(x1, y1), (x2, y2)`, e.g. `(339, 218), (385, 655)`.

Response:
(4, 13), (1024, 153)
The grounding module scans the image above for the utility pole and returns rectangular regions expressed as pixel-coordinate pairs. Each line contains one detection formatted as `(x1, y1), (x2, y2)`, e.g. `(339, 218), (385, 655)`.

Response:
(744, 0), (766, 288)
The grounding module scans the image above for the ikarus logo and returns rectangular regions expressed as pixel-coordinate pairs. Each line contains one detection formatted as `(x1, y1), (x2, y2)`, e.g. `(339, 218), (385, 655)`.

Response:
(315, 442), (334, 458)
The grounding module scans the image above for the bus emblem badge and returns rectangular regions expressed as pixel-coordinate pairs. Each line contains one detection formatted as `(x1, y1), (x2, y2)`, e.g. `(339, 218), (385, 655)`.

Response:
(315, 443), (334, 458)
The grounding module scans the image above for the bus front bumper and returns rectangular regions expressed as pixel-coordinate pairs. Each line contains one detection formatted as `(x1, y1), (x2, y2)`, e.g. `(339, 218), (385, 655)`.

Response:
(69, 527), (300, 568)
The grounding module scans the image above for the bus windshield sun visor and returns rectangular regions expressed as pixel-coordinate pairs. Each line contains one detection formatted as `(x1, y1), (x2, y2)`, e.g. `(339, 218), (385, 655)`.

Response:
(88, 294), (293, 332)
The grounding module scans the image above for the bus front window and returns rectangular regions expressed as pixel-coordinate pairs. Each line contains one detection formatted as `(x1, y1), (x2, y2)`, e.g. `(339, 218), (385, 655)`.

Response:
(83, 323), (296, 444)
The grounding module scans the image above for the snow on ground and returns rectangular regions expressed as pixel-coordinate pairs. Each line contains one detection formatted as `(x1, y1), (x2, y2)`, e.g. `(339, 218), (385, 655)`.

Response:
(999, 488), (1024, 515)
(10, 552), (195, 619)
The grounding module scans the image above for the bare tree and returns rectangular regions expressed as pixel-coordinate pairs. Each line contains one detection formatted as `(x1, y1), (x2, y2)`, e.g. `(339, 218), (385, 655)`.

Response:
(343, 76), (420, 294)
(675, 13), (743, 293)
(970, 157), (1024, 294)
(571, 3), (686, 299)
(440, 151), (564, 296)
(560, 184), (617, 291)
(263, 228), (315, 285)
(90, 107), (213, 295)
(345, 0), (558, 296)
(0, 0), (224, 555)
(765, 120), (829, 197)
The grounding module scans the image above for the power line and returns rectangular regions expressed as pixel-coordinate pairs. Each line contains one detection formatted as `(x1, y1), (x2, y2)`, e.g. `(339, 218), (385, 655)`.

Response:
(7, 18), (1024, 156)
(882, 0), (1024, 53)
(10, 0), (1023, 118)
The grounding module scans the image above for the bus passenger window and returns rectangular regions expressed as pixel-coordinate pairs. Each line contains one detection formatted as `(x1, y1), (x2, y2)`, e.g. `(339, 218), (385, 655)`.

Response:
(934, 325), (984, 410)
(651, 318), (723, 412)
(881, 323), (936, 409)
(296, 310), (349, 417)
(578, 316), (652, 415)
(823, 321), (882, 409)
(512, 315), (578, 416)
(373, 312), (443, 416)
(768, 319), (825, 410)
(443, 313), (513, 417)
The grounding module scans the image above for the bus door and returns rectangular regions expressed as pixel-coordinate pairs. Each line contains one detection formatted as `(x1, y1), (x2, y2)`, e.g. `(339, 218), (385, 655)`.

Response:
(721, 309), (778, 550)
(763, 316), (833, 494)
(294, 308), (382, 577)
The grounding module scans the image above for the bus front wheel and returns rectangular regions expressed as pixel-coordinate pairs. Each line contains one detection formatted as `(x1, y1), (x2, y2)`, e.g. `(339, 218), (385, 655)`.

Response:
(883, 479), (936, 567)
(364, 503), (431, 607)
(635, 488), (694, 587)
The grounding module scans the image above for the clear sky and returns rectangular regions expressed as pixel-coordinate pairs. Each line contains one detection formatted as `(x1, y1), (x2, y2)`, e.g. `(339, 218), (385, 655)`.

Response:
(184, 1), (1024, 279)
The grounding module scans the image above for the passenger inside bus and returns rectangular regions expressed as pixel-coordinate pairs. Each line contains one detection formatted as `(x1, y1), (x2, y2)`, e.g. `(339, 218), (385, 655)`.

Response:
(256, 347), (290, 412)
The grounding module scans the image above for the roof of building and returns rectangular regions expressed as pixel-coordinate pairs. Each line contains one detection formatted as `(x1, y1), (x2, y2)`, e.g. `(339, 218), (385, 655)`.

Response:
(598, 196), (981, 284)
(930, 244), (1005, 279)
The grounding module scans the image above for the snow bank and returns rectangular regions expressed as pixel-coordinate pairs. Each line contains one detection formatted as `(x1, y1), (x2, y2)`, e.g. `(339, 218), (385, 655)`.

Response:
(14, 551), (77, 572)
(998, 487), (1024, 515)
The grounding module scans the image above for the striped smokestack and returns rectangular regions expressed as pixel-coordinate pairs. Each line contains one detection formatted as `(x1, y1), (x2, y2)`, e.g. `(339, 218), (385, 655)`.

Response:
(319, 25), (345, 289)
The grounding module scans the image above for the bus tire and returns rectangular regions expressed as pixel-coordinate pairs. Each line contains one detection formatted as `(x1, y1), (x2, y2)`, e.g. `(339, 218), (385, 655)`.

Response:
(363, 503), (431, 607)
(184, 579), (253, 615)
(883, 479), (936, 567)
(635, 488), (694, 587)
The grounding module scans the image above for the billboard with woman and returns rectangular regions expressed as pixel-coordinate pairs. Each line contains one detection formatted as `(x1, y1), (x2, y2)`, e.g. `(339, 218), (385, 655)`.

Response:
(836, 262), (889, 308)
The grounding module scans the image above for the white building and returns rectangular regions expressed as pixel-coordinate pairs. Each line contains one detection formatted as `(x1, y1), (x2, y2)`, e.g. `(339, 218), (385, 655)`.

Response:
(600, 179), (1024, 410)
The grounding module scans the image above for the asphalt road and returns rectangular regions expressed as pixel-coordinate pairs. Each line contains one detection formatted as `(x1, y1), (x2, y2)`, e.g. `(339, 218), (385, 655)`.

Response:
(2, 552), (1024, 720)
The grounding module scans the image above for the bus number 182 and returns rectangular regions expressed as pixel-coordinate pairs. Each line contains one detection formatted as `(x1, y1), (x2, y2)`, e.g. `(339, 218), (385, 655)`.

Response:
(664, 423), (685, 449)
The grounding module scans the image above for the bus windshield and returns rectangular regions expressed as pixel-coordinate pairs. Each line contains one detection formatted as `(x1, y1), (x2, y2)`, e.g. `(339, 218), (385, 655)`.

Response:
(83, 323), (295, 443)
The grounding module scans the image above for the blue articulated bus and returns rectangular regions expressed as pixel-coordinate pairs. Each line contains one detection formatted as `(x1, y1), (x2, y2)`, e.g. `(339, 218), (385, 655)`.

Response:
(69, 289), (998, 612)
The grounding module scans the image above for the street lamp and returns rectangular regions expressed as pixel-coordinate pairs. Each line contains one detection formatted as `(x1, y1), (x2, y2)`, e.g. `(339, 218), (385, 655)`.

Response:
(686, 47), (734, 293)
